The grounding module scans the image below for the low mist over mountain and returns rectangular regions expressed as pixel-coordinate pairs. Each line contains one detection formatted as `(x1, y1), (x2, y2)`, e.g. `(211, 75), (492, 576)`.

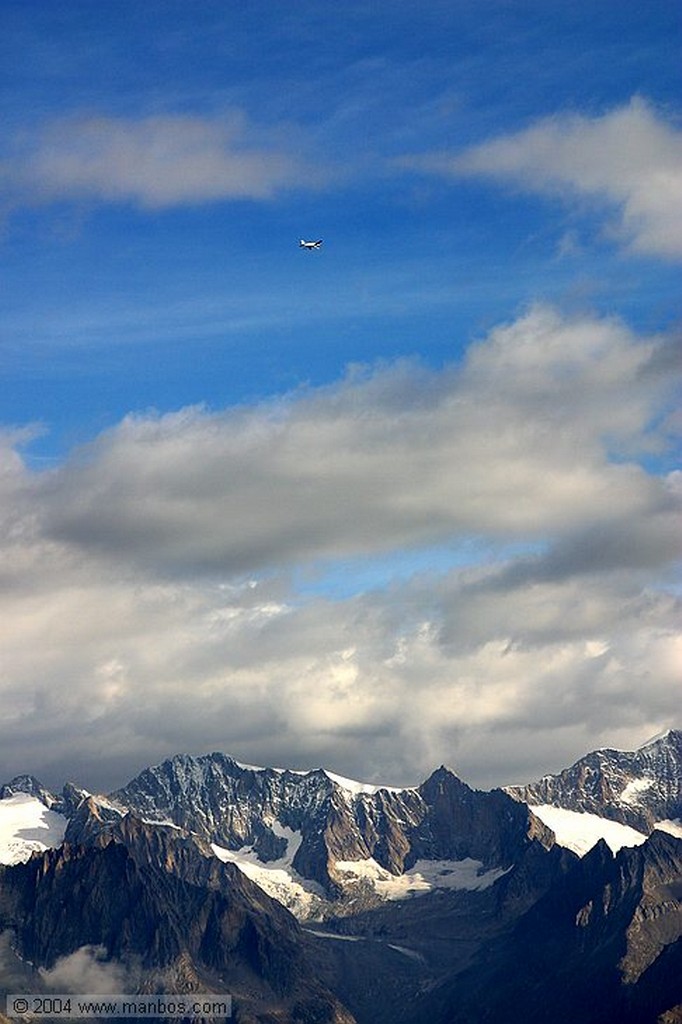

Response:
(1, 732), (680, 1023)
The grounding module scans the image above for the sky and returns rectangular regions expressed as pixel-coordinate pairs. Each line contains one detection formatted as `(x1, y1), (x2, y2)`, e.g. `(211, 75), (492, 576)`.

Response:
(0, 0), (680, 793)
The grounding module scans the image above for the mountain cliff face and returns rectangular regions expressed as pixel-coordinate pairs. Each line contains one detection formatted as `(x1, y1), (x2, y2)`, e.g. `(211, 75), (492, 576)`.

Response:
(507, 730), (682, 834)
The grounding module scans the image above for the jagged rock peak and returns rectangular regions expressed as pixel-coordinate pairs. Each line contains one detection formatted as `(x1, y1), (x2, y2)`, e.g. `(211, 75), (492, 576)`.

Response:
(0, 774), (57, 807)
(421, 764), (470, 787)
(108, 752), (422, 893)
(507, 728), (682, 834)
(115, 750), (405, 802)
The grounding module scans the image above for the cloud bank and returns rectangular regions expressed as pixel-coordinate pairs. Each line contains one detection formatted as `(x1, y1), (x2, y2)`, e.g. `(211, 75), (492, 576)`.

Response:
(2, 113), (312, 209)
(0, 307), (679, 790)
(408, 98), (682, 259)
(35, 306), (678, 574)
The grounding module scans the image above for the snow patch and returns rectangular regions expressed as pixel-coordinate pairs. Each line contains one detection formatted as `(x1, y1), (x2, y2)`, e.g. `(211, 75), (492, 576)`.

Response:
(212, 821), (324, 916)
(387, 943), (426, 963)
(236, 762), (309, 777)
(619, 777), (654, 805)
(323, 770), (406, 796)
(306, 930), (364, 943)
(655, 819), (682, 839)
(90, 794), (126, 814)
(531, 805), (648, 856)
(334, 856), (509, 898)
(0, 794), (67, 865)
(232, 760), (407, 795)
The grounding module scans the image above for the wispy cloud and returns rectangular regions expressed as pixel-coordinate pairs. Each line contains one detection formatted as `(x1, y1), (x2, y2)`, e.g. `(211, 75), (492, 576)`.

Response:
(2, 112), (318, 209)
(404, 98), (682, 260)
(0, 307), (679, 789)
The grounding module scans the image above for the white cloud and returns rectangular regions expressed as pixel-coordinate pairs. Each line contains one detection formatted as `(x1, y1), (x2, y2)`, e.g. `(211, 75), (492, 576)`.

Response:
(37, 306), (677, 576)
(2, 113), (315, 209)
(408, 98), (682, 259)
(0, 307), (679, 791)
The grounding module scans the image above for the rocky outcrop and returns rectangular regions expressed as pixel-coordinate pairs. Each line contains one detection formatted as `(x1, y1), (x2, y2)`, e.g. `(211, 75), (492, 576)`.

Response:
(411, 766), (554, 867)
(64, 795), (126, 844)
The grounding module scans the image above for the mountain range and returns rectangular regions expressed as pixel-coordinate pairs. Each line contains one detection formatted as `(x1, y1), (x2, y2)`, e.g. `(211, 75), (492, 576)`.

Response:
(0, 730), (680, 1023)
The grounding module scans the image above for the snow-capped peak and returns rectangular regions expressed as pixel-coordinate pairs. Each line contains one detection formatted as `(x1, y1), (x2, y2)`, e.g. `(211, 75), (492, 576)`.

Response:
(507, 727), (681, 842)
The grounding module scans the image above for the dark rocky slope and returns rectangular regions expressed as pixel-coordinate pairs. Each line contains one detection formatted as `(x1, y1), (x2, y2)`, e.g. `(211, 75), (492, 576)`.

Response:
(0, 819), (356, 1024)
(407, 829), (682, 1024)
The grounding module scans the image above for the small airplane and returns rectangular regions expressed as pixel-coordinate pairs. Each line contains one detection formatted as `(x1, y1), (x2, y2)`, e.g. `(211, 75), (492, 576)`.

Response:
(299, 238), (322, 250)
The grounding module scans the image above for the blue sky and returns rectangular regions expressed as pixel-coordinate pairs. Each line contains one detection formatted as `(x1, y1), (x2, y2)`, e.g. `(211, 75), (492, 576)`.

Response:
(1, 1), (680, 790)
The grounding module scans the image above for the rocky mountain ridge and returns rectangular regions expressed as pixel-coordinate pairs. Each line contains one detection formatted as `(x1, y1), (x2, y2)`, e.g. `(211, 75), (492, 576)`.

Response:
(2, 754), (554, 912)
(0, 732), (680, 1023)
(2, 731), (680, 915)
(507, 729), (682, 834)
(111, 755), (554, 893)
